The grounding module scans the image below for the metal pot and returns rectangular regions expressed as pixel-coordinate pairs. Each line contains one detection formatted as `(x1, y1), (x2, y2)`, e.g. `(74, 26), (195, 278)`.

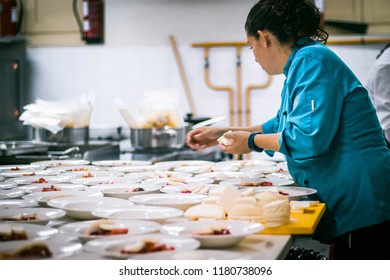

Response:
(32, 127), (89, 144)
(130, 127), (185, 150)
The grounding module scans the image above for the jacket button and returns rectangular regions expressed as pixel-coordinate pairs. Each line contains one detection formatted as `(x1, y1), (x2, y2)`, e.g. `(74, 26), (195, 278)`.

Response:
(304, 180), (309, 185)
(282, 111), (287, 115)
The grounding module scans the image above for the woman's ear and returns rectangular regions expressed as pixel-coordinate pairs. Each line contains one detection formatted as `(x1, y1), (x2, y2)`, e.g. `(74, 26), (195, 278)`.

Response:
(257, 30), (269, 47)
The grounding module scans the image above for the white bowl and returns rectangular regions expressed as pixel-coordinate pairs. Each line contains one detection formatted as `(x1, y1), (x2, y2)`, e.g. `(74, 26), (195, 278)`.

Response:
(128, 193), (207, 211)
(161, 220), (265, 248)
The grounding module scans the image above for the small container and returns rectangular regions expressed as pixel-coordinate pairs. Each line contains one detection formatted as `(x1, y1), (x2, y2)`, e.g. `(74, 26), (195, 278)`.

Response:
(32, 127), (89, 144)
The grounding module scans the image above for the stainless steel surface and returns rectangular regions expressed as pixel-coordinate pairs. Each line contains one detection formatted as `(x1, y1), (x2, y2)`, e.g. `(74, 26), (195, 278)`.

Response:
(33, 127), (89, 144)
(130, 127), (185, 150)
(0, 141), (49, 156)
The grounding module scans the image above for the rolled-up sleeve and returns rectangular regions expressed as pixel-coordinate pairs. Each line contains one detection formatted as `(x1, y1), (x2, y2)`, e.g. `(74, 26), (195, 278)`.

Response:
(278, 54), (345, 160)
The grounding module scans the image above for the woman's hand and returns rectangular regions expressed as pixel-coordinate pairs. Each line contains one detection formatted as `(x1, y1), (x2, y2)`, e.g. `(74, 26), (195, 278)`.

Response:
(218, 131), (252, 154)
(186, 126), (225, 150)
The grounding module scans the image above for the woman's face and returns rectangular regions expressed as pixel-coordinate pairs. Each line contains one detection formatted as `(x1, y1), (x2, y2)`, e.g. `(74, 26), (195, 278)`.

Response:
(247, 31), (287, 75)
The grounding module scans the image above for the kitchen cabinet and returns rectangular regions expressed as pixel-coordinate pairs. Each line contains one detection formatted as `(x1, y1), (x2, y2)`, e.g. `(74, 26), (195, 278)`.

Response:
(324, 0), (390, 34)
(20, 0), (83, 46)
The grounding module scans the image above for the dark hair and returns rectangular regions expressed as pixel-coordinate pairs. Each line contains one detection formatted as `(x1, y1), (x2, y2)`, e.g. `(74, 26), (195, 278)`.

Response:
(377, 43), (390, 59)
(245, 0), (328, 46)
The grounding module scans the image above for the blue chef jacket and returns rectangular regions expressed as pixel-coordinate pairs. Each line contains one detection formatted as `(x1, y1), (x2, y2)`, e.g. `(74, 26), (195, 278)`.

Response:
(261, 37), (390, 243)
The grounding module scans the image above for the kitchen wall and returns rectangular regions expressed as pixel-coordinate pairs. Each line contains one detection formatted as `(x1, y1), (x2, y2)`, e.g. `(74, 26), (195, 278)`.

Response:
(25, 0), (385, 135)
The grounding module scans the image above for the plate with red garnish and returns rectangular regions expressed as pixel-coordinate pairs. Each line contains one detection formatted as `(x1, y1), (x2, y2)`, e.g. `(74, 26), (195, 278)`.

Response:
(161, 220), (264, 248)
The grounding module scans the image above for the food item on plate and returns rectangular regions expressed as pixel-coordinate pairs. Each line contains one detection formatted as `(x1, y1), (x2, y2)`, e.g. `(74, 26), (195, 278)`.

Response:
(120, 238), (174, 254)
(87, 219), (129, 236)
(194, 225), (231, 236)
(227, 204), (262, 222)
(41, 185), (62, 192)
(218, 186), (242, 213)
(0, 224), (28, 241)
(262, 200), (291, 227)
(290, 200), (319, 213)
(255, 191), (289, 208)
(0, 241), (52, 260)
(217, 132), (234, 147)
(184, 204), (226, 220)
(125, 187), (145, 192)
(32, 178), (49, 184)
(0, 212), (38, 221)
(241, 181), (273, 187)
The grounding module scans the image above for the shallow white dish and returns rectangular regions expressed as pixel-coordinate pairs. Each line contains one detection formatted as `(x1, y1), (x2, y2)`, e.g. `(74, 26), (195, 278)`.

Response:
(215, 159), (277, 168)
(128, 193), (207, 211)
(174, 165), (215, 174)
(0, 207), (66, 224)
(0, 181), (17, 190)
(0, 169), (61, 178)
(154, 160), (215, 168)
(61, 170), (124, 179)
(59, 219), (161, 241)
(220, 178), (294, 187)
(5, 175), (74, 185)
(101, 184), (161, 199)
(107, 164), (163, 173)
(161, 220), (264, 248)
(0, 235), (83, 259)
(70, 176), (134, 186)
(0, 199), (37, 209)
(23, 190), (104, 207)
(47, 165), (103, 173)
(194, 171), (244, 181)
(135, 249), (251, 260)
(91, 160), (152, 167)
(0, 222), (59, 241)
(91, 205), (183, 223)
(0, 164), (39, 172)
(253, 186), (317, 200)
(47, 197), (134, 220)
(31, 159), (90, 168)
(160, 183), (218, 195)
(19, 183), (86, 193)
(84, 233), (200, 259)
(0, 189), (25, 199)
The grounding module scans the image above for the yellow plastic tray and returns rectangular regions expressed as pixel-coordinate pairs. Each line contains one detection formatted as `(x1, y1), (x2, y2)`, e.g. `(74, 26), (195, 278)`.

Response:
(259, 203), (326, 235)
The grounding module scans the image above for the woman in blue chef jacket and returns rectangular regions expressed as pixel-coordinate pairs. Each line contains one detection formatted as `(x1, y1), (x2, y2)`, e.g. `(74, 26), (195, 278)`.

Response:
(186, 0), (390, 260)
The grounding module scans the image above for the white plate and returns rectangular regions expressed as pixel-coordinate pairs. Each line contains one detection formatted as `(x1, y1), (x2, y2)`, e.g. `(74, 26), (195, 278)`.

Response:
(0, 235), (83, 259)
(174, 165), (215, 174)
(215, 159), (276, 168)
(154, 160), (215, 168)
(194, 172), (244, 181)
(0, 164), (39, 172)
(84, 233), (200, 259)
(161, 220), (264, 248)
(0, 207), (66, 224)
(101, 184), (161, 199)
(19, 183), (87, 193)
(160, 183), (219, 195)
(70, 176), (134, 186)
(0, 169), (62, 178)
(31, 159), (90, 168)
(91, 160), (152, 167)
(47, 165), (103, 173)
(0, 189), (25, 199)
(0, 222), (58, 241)
(107, 165), (163, 173)
(59, 219), (161, 241)
(0, 182), (17, 190)
(23, 190), (104, 207)
(91, 205), (183, 223)
(0, 199), (37, 209)
(128, 193), (207, 211)
(220, 178), (294, 187)
(253, 186), (317, 200)
(5, 175), (74, 185)
(47, 197), (135, 220)
(136, 249), (251, 260)
(61, 170), (124, 179)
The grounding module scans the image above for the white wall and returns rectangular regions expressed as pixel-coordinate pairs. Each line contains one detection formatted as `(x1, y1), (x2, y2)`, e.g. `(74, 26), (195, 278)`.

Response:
(25, 0), (385, 134)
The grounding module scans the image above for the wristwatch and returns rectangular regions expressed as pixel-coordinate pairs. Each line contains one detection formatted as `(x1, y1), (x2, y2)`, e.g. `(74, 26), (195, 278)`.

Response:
(248, 132), (264, 152)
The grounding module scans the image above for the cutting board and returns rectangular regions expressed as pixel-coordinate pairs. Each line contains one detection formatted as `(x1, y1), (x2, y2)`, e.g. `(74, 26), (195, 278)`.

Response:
(259, 203), (326, 235)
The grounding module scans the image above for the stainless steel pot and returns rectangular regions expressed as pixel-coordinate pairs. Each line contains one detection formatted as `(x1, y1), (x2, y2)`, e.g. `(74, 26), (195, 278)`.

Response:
(32, 127), (89, 144)
(130, 127), (185, 150)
